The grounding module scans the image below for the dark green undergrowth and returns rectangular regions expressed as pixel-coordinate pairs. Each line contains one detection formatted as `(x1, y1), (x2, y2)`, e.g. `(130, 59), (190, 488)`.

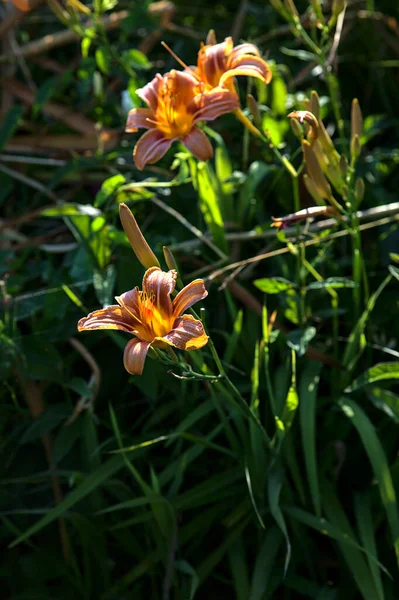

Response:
(1, 0), (399, 598)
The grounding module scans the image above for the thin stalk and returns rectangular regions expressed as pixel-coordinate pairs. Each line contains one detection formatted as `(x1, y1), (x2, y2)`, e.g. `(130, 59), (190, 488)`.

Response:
(234, 109), (298, 178)
(205, 331), (271, 446)
(292, 175), (306, 326)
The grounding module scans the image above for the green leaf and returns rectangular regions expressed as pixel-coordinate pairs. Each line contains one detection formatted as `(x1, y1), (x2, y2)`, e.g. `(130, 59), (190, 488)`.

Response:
(299, 361), (321, 516)
(0, 105), (24, 150)
(339, 397), (399, 564)
(223, 309), (243, 364)
(367, 387), (399, 423)
(286, 327), (316, 357)
(271, 72), (287, 116)
(9, 451), (145, 547)
(249, 527), (282, 600)
(238, 161), (270, 222)
(346, 362), (399, 392)
(268, 460), (291, 575)
(122, 49), (152, 70)
(355, 491), (385, 600)
(93, 265), (116, 307)
(228, 539), (250, 600)
(306, 277), (357, 291)
(42, 203), (101, 217)
(281, 47), (318, 61)
(33, 77), (57, 118)
(343, 273), (391, 371)
(389, 264), (399, 282)
(95, 47), (111, 74)
(95, 174), (126, 207)
(254, 277), (295, 294)
(20, 404), (70, 444)
(191, 160), (227, 253)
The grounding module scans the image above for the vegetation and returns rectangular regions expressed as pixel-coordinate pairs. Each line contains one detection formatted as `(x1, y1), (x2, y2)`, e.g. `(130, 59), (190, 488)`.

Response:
(1, 0), (399, 597)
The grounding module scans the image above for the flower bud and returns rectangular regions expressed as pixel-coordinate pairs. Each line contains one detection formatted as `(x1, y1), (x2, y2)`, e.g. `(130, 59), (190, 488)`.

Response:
(309, 90), (320, 120)
(206, 29), (217, 45)
(339, 154), (348, 177)
(351, 98), (363, 142)
(350, 134), (361, 162)
(332, 0), (346, 18)
(163, 246), (179, 272)
(288, 110), (319, 141)
(290, 117), (304, 140)
(284, 0), (299, 20)
(119, 203), (160, 270)
(303, 174), (324, 206)
(302, 140), (332, 200)
(355, 177), (365, 204)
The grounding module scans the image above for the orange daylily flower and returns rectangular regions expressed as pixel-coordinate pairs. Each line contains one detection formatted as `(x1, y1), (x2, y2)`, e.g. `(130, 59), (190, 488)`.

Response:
(189, 32), (272, 94)
(126, 69), (239, 170)
(78, 267), (208, 375)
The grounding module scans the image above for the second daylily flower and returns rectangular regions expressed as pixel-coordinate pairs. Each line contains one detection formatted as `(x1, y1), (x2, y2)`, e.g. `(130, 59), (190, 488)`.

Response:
(189, 31), (272, 95)
(78, 267), (208, 375)
(126, 69), (238, 170)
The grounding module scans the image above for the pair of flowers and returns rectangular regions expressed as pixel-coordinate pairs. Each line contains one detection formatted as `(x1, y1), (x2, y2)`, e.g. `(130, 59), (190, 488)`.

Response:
(127, 31), (272, 170)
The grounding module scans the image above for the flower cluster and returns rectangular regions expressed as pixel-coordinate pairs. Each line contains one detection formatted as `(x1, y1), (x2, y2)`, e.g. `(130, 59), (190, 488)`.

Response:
(126, 31), (271, 170)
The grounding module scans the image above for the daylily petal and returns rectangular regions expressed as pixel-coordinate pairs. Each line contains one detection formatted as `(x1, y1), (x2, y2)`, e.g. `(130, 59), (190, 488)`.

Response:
(78, 305), (137, 334)
(116, 288), (141, 321)
(133, 129), (173, 171)
(219, 62), (272, 88)
(123, 338), (151, 375)
(229, 43), (261, 62)
(197, 41), (229, 88)
(126, 108), (156, 132)
(136, 74), (164, 111)
(161, 315), (208, 350)
(142, 267), (177, 318)
(190, 87), (239, 122)
(182, 127), (213, 162)
(173, 279), (208, 317)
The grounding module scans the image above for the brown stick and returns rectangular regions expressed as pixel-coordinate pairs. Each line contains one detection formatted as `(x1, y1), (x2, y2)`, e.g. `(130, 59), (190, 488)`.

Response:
(0, 1), (176, 60)
(6, 131), (122, 152)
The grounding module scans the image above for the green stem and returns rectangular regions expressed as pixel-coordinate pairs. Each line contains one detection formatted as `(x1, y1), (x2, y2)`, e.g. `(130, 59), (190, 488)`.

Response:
(234, 109), (298, 178)
(206, 333), (271, 446)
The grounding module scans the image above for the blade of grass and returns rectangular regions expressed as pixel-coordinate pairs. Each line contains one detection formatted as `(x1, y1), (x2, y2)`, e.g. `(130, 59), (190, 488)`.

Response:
(339, 397), (399, 564)
(299, 361), (322, 516)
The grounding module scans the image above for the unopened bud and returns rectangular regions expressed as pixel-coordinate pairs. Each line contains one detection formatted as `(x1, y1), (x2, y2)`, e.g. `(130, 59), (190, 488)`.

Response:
(284, 0), (299, 20)
(247, 94), (261, 127)
(318, 120), (340, 165)
(311, 0), (325, 24)
(351, 98), (363, 142)
(290, 117), (304, 140)
(288, 110), (319, 141)
(119, 203), (160, 270)
(310, 91), (320, 120)
(350, 134), (361, 162)
(355, 177), (365, 204)
(303, 174), (324, 206)
(271, 205), (336, 230)
(302, 140), (332, 200)
(332, 0), (346, 18)
(339, 154), (348, 177)
(162, 246), (178, 272)
(206, 29), (217, 45)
